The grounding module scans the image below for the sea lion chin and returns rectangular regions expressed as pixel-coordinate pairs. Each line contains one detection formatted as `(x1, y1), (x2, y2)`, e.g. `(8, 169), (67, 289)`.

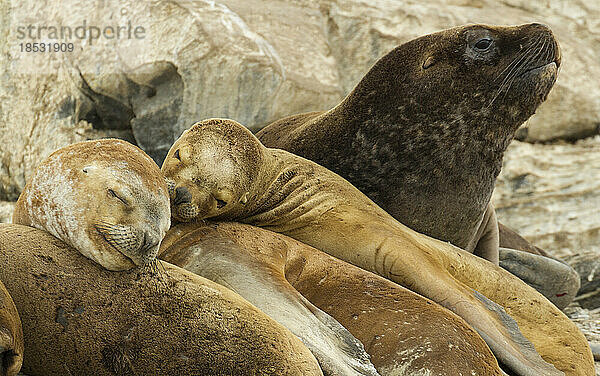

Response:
(13, 139), (171, 271)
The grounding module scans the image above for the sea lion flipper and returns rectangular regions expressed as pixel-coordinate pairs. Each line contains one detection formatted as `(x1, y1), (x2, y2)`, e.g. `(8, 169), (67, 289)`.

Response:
(378, 247), (564, 376)
(469, 291), (565, 376)
(499, 247), (580, 310)
(472, 203), (500, 265)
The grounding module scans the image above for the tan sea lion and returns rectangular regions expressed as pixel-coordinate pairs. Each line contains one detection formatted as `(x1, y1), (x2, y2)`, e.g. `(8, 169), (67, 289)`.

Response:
(256, 23), (577, 307)
(160, 221), (504, 376)
(13, 139), (171, 271)
(160, 222), (380, 376)
(162, 118), (594, 376)
(0, 281), (22, 376)
(0, 224), (322, 376)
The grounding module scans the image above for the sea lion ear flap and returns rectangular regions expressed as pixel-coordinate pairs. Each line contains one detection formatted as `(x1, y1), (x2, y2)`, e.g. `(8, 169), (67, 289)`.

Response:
(422, 56), (436, 69)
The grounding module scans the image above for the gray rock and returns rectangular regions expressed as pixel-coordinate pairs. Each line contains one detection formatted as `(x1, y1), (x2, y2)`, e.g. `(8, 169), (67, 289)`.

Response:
(493, 137), (600, 258)
(564, 252), (600, 310)
(0, 201), (15, 224)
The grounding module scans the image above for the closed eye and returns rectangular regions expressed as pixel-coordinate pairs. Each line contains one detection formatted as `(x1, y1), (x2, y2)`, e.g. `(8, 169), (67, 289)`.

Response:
(173, 149), (181, 161)
(108, 189), (128, 206)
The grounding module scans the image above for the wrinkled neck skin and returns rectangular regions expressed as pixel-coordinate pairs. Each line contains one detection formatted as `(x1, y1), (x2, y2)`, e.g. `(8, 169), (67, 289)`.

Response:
(219, 150), (340, 233)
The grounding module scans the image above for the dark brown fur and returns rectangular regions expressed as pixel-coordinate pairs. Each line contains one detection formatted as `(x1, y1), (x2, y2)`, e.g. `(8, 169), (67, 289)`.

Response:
(257, 23), (560, 255)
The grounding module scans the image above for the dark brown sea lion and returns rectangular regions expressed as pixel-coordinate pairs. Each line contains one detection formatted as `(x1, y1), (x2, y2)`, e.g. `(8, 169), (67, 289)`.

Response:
(256, 23), (577, 307)
(0, 281), (22, 376)
(160, 221), (503, 376)
(162, 118), (594, 376)
(0, 224), (323, 376)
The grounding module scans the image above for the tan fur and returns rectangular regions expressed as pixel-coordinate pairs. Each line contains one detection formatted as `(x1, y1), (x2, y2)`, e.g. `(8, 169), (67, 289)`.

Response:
(160, 222), (380, 376)
(163, 119), (594, 376)
(161, 221), (503, 376)
(0, 224), (322, 376)
(13, 139), (171, 271)
(0, 281), (23, 376)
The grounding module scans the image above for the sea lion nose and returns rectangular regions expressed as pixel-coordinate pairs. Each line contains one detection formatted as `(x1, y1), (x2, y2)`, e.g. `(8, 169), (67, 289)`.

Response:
(139, 232), (160, 259)
(173, 186), (192, 206)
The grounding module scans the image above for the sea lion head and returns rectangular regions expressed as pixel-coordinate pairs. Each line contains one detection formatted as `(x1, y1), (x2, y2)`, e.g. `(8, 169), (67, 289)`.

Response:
(162, 119), (264, 223)
(13, 140), (171, 271)
(349, 23), (560, 141)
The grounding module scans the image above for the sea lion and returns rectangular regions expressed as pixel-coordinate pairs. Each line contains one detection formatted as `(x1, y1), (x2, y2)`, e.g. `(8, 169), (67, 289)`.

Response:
(162, 118), (594, 376)
(0, 281), (22, 376)
(13, 139), (171, 271)
(256, 23), (576, 306)
(0, 224), (323, 376)
(160, 221), (504, 376)
(160, 222), (380, 376)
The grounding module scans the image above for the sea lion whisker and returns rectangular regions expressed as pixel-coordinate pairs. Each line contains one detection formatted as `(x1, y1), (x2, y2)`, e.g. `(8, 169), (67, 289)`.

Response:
(488, 37), (544, 108)
(494, 34), (541, 83)
(489, 48), (534, 107)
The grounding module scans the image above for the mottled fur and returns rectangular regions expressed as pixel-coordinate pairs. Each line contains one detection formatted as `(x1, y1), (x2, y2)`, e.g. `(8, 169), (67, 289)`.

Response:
(257, 23), (560, 256)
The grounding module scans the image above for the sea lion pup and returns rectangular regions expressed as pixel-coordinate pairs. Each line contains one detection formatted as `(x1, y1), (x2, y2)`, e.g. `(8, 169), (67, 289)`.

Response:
(0, 224), (322, 376)
(0, 281), (22, 376)
(256, 23), (577, 307)
(13, 139), (171, 271)
(159, 221), (504, 376)
(160, 222), (380, 376)
(162, 119), (594, 376)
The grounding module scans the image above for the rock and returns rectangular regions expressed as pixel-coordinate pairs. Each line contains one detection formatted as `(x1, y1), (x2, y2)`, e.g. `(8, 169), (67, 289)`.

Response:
(0, 201), (15, 224)
(493, 136), (600, 258)
(2, 0), (599, 198)
(563, 252), (600, 310)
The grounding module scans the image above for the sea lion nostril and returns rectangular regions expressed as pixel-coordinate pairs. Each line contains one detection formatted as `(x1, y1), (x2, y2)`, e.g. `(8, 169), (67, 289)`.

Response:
(141, 233), (159, 253)
(173, 187), (192, 205)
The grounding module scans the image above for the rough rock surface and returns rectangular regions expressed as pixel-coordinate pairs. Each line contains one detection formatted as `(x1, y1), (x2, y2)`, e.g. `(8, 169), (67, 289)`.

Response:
(564, 252), (600, 310)
(0, 201), (15, 223)
(2, 0), (599, 374)
(2, 0), (599, 198)
(493, 136), (600, 258)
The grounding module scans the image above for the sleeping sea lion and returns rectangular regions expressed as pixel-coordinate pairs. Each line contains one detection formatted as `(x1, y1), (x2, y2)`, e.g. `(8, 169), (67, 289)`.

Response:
(0, 224), (322, 376)
(13, 139), (171, 271)
(160, 221), (504, 376)
(162, 118), (594, 376)
(160, 222), (380, 376)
